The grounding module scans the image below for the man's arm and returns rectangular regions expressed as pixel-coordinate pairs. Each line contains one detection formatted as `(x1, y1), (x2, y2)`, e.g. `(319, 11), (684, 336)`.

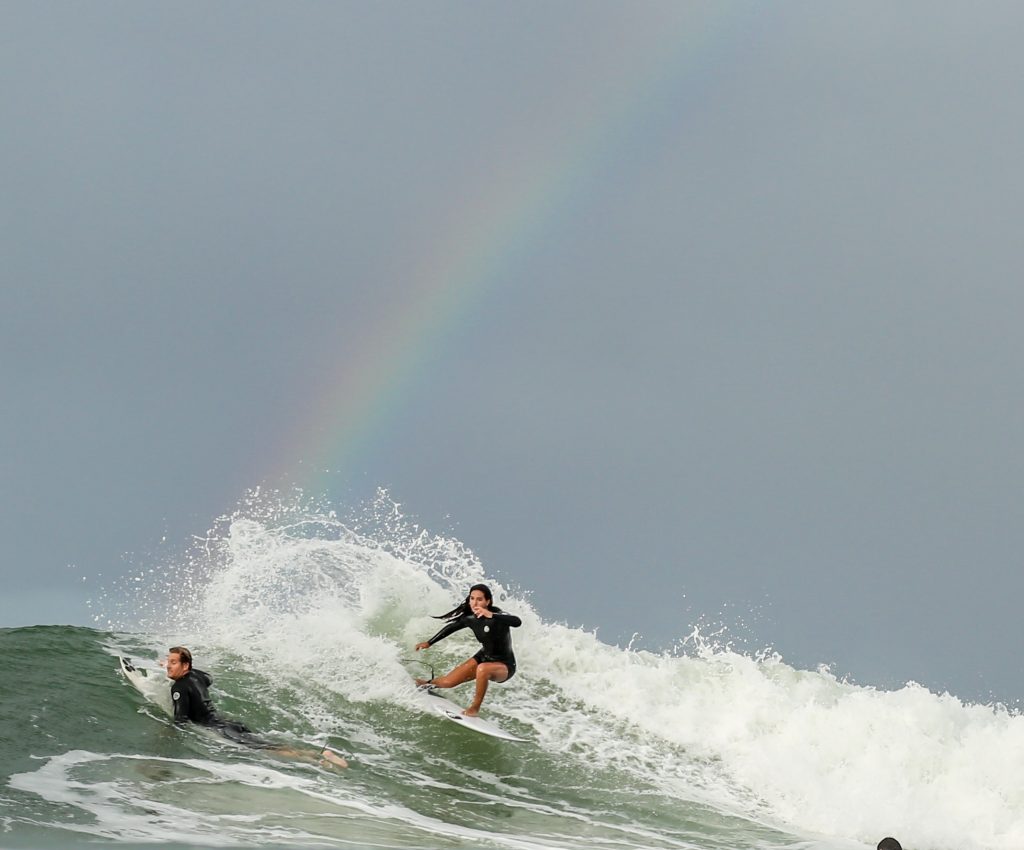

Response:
(171, 680), (191, 723)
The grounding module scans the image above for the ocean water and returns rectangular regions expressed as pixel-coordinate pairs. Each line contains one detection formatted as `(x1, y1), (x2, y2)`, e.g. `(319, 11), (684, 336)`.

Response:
(3, 493), (1024, 850)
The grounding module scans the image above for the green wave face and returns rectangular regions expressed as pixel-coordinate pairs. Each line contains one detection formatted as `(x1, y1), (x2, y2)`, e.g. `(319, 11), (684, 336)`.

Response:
(1, 625), (783, 850)
(8, 496), (1022, 850)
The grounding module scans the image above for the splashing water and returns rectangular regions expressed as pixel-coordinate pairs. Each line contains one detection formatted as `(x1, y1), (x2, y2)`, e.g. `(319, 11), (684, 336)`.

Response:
(64, 488), (1024, 850)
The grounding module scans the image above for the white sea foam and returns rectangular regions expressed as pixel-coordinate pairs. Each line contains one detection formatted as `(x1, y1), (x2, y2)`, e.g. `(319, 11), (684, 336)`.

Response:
(97, 489), (1024, 850)
(9, 749), (596, 850)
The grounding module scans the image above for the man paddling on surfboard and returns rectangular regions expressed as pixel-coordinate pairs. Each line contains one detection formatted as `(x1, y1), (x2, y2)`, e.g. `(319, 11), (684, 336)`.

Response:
(414, 584), (521, 717)
(163, 646), (347, 768)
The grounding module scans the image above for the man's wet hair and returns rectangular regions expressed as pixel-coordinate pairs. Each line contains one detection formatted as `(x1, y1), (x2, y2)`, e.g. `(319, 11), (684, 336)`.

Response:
(169, 646), (192, 668)
(877, 838), (902, 850)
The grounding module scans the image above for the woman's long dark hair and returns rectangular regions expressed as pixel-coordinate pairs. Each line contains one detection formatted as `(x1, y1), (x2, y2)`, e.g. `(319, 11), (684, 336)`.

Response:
(434, 583), (503, 621)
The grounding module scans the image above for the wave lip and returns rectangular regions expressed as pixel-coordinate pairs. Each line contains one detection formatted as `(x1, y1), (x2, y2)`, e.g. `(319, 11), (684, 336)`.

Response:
(6, 491), (1024, 849)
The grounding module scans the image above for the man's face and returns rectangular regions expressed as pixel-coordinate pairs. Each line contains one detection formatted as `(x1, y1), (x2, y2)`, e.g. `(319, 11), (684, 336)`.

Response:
(165, 652), (189, 680)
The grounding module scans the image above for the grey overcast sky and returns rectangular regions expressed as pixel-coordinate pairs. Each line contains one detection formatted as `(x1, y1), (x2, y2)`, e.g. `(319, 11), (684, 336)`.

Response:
(3, 2), (1023, 704)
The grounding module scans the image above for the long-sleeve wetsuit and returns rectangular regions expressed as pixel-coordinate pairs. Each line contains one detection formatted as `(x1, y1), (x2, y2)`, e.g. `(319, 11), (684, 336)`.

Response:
(425, 610), (522, 678)
(171, 669), (218, 724)
(170, 669), (271, 748)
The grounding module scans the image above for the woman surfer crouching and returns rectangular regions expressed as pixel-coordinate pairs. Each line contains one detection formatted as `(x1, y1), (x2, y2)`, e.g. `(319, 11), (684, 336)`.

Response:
(415, 584), (521, 716)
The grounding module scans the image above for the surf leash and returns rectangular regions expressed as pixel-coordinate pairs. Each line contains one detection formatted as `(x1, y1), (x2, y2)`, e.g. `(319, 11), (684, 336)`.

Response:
(405, 658), (436, 683)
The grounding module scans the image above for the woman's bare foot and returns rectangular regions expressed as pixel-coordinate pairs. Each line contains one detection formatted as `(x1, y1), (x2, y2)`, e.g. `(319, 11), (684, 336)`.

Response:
(462, 707), (480, 717)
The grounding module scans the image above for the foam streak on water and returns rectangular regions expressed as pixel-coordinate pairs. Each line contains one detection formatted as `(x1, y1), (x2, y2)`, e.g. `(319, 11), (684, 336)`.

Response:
(37, 489), (1024, 850)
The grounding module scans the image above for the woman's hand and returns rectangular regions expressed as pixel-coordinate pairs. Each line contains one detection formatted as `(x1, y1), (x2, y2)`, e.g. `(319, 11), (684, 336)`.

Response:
(415, 641), (430, 651)
(472, 605), (493, 618)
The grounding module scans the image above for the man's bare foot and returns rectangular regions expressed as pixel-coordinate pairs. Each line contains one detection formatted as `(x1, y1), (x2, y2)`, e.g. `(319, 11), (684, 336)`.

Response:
(319, 747), (348, 769)
(415, 678), (433, 688)
(462, 707), (480, 717)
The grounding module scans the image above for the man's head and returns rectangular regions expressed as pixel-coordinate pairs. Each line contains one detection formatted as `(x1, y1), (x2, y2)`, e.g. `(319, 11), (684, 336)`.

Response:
(877, 838), (902, 850)
(165, 646), (192, 680)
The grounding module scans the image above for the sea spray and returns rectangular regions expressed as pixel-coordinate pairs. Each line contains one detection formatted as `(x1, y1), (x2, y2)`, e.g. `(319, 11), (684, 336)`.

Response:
(76, 487), (1024, 850)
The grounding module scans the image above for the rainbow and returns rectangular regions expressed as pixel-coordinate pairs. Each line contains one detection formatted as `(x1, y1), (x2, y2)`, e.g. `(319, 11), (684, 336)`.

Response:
(276, 7), (756, 493)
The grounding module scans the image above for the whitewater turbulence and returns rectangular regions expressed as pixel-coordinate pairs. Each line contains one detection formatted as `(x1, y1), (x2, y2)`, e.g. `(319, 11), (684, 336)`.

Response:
(74, 488), (1024, 850)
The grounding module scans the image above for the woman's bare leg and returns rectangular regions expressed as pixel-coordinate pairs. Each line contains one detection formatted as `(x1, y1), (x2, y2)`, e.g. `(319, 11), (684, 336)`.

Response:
(417, 658), (478, 689)
(464, 662), (508, 716)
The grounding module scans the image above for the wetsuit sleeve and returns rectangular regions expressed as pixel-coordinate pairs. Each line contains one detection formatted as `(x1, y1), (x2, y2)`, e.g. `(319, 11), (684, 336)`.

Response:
(425, 618), (469, 647)
(171, 681), (190, 723)
(492, 612), (522, 628)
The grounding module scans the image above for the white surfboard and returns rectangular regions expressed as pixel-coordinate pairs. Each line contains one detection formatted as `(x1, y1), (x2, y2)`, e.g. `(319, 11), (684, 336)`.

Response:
(419, 688), (526, 742)
(119, 656), (174, 717)
(118, 657), (347, 766)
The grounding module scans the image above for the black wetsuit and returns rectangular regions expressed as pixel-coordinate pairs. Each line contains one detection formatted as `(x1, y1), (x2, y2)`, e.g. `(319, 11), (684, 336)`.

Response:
(426, 610), (522, 679)
(171, 669), (272, 748)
